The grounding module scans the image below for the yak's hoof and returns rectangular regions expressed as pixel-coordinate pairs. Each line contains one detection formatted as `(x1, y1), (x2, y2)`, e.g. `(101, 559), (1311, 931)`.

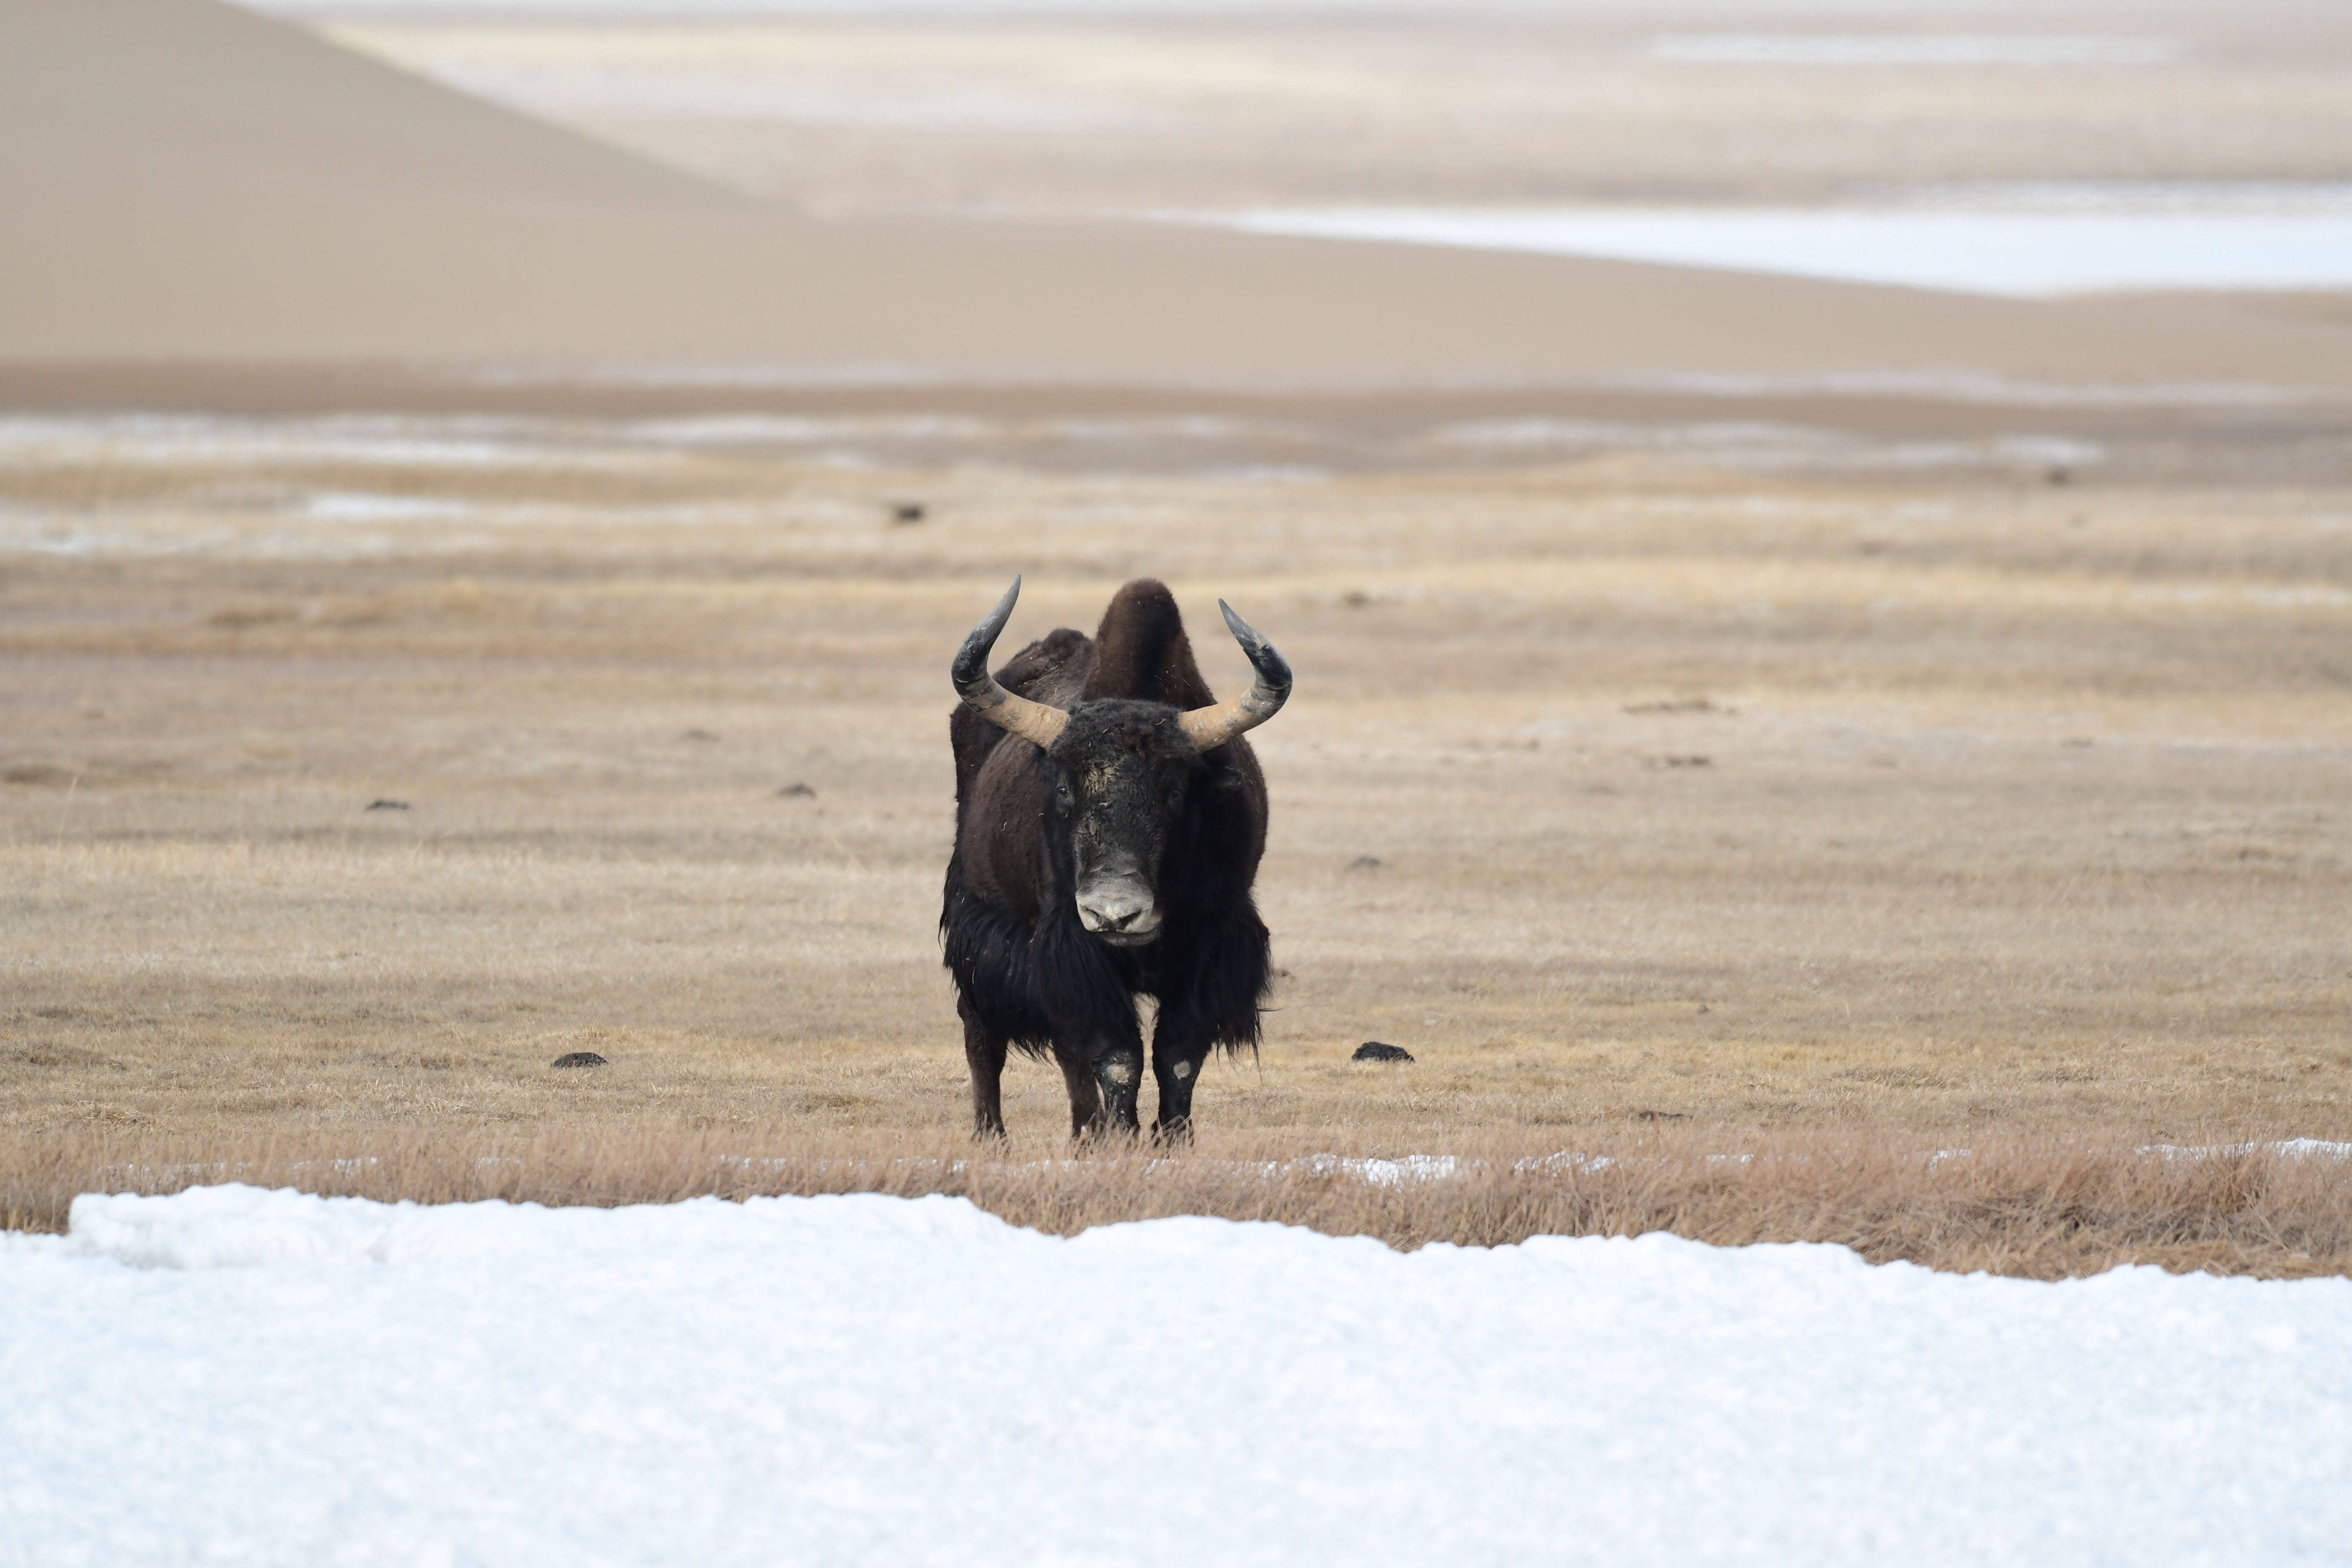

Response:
(1150, 1117), (1194, 1147)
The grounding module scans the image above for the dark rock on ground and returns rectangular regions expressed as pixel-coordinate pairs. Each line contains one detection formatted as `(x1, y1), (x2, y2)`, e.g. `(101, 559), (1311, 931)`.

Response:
(778, 781), (816, 797)
(1353, 1041), (1413, 1063)
(551, 1051), (609, 1070)
(365, 799), (408, 811)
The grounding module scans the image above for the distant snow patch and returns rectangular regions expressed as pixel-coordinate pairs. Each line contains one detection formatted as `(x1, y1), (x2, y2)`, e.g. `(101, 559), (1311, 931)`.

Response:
(1650, 34), (2180, 68)
(1197, 189), (2352, 297)
(300, 491), (473, 522)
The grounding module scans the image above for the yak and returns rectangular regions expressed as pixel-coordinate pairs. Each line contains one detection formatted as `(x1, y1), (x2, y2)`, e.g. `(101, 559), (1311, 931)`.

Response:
(941, 576), (1291, 1140)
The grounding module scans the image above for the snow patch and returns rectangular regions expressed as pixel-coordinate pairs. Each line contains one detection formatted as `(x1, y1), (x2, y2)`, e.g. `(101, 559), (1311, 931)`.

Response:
(6, 1185), (2350, 1565)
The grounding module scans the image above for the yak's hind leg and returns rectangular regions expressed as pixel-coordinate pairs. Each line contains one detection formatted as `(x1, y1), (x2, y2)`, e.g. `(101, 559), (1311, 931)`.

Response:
(1054, 1049), (1103, 1137)
(960, 999), (1010, 1139)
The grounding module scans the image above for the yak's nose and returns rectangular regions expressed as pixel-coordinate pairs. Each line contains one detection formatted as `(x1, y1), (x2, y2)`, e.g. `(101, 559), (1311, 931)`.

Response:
(1077, 888), (1160, 942)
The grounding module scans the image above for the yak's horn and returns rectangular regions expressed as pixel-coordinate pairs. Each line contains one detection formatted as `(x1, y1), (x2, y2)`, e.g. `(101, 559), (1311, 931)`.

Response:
(952, 576), (1070, 750)
(1178, 599), (1293, 751)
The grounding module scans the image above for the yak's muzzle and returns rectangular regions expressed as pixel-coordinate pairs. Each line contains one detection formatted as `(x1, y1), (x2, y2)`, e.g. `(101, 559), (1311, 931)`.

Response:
(1076, 883), (1161, 946)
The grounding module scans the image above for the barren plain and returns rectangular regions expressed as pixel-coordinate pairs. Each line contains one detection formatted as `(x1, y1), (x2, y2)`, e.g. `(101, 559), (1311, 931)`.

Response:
(6, 415), (2347, 1160)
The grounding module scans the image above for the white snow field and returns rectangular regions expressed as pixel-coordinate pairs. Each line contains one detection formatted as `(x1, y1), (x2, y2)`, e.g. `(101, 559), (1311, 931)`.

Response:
(5, 1187), (2350, 1567)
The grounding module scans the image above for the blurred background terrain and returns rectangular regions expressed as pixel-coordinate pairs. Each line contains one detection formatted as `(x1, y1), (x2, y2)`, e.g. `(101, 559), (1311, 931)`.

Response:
(1, 0), (2346, 1154)
(303, 0), (2352, 215)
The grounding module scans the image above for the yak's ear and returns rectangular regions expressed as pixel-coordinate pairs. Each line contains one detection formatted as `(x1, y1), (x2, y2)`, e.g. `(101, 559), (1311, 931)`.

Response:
(1200, 756), (1250, 795)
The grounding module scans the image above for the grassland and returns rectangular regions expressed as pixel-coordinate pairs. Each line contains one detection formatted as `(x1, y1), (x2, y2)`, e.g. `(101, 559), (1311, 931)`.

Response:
(3, 411), (2347, 1270)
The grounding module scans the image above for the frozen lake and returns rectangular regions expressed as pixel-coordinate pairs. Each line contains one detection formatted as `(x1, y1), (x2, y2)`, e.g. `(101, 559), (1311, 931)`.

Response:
(5, 1184), (2349, 1565)
(1208, 189), (2352, 298)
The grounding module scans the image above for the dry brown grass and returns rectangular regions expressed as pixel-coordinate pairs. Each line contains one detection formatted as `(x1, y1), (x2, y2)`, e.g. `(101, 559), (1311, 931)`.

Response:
(3, 408), (2349, 1273)
(7, 1121), (2348, 1281)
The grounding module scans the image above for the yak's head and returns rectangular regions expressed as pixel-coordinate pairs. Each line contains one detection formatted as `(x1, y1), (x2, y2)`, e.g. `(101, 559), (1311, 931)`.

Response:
(952, 577), (1291, 947)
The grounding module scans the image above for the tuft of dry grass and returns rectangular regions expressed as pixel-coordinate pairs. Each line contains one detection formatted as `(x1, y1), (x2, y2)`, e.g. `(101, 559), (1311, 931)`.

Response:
(7, 1122), (2347, 1281)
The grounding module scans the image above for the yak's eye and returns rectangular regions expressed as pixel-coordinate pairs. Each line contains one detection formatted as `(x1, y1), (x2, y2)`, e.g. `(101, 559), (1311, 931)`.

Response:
(1054, 779), (1074, 807)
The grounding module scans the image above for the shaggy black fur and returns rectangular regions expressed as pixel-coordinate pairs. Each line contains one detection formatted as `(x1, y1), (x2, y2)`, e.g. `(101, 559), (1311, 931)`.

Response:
(941, 580), (1274, 1139)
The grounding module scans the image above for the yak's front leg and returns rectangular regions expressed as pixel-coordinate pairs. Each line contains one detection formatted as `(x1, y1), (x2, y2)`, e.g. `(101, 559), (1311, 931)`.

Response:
(1149, 1004), (1216, 1143)
(1056, 1026), (1144, 1138)
(1094, 1039), (1145, 1134)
